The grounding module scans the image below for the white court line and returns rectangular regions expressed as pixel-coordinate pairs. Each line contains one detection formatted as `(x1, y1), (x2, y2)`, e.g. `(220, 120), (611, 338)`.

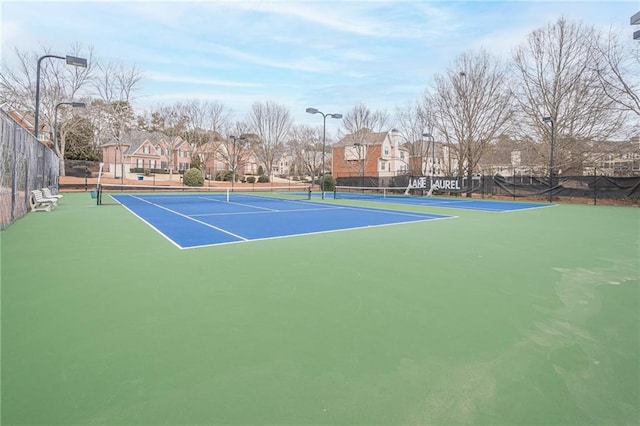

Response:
(497, 204), (557, 213)
(344, 196), (554, 213)
(108, 196), (183, 249)
(127, 194), (249, 241)
(225, 200), (279, 212)
(327, 203), (447, 219)
(190, 205), (345, 217)
(115, 194), (453, 250)
(182, 215), (458, 250)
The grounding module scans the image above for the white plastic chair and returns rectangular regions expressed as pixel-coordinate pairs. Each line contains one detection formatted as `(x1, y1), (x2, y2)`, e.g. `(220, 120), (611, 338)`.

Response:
(30, 189), (57, 212)
(42, 187), (63, 200)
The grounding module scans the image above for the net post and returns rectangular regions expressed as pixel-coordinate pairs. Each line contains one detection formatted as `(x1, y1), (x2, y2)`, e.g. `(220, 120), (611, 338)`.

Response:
(226, 188), (230, 202)
(308, 186), (312, 200)
(96, 183), (101, 205)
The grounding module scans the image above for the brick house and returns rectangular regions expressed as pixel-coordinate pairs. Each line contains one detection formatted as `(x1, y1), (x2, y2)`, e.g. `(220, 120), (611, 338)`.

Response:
(332, 129), (410, 185)
(101, 130), (190, 178)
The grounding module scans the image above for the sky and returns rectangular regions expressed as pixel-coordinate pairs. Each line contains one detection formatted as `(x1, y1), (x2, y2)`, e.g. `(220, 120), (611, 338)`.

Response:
(2, 0), (638, 131)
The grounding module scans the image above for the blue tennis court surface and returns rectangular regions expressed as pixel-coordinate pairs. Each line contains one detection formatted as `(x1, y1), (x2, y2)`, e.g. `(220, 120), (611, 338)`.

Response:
(110, 193), (453, 249)
(332, 192), (552, 212)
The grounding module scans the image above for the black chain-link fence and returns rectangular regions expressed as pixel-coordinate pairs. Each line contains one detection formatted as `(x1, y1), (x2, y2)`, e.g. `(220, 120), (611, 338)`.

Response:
(337, 174), (640, 205)
(1, 109), (60, 229)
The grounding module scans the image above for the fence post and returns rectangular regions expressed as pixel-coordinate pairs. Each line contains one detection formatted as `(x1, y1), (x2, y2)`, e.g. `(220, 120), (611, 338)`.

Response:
(593, 167), (597, 206)
(10, 124), (18, 223)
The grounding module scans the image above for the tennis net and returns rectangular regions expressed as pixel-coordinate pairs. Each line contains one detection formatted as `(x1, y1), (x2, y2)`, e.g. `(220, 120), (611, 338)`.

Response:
(334, 185), (426, 200)
(97, 184), (312, 205)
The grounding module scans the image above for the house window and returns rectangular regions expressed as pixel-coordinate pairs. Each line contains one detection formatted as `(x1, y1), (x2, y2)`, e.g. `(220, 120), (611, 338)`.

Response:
(400, 152), (405, 160)
(380, 161), (386, 171)
(384, 146), (389, 156)
(143, 146), (150, 154)
(136, 159), (144, 168)
(149, 160), (156, 169)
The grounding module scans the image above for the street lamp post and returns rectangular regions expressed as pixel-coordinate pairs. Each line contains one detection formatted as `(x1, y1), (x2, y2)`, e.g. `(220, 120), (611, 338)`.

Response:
(305, 107), (342, 200)
(423, 132), (435, 189)
(543, 116), (555, 203)
(34, 55), (88, 141)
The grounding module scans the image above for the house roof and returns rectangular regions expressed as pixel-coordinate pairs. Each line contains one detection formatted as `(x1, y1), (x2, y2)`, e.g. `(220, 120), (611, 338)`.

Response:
(335, 129), (389, 147)
(102, 130), (186, 155)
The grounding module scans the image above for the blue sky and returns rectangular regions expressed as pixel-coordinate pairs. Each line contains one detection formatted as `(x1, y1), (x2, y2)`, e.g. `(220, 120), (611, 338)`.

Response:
(2, 0), (638, 129)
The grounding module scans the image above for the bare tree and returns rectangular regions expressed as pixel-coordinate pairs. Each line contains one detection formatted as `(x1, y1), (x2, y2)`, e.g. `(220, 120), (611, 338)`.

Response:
(54, 101), (91, 167)
(248, 100), (292, 177)
(219, 121), (253, 182)
(395, 98), (435, 175)
(0, 45), (94, 174)
(289, 124), (322, 181)
(593, 29), (640, 137)
(0, 49), (35, 112)
(199, 100), (231, 177)
(174, 100), (214, 160)
(342, 103), (390, 136)
(93, 61), (142, 181)
(204, 100), (232, 135)
(432, 49), (512, 188)
(512, 18), (627, 175)
(341, 103), (390, 183)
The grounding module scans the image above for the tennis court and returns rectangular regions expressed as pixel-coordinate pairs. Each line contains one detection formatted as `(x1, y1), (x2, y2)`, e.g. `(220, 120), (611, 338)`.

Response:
(100, 185), (452, 249)
(2, 190), (638, 425)
(333, 185), (554, 212)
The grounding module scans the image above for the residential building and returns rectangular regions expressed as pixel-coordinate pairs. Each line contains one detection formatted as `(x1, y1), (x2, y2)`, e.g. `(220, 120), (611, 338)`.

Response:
(101, 130), (190, 178)
(332, 129), (410, 185)
(6, 110), (53, 147)
(272, 152), (294, 176)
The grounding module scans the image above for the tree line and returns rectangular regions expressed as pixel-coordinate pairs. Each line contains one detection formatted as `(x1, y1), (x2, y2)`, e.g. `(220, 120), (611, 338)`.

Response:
(1, 18), (638, 179)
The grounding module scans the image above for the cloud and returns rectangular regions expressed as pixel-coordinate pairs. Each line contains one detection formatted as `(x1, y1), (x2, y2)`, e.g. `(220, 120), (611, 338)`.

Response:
(145, 72), (264, 88)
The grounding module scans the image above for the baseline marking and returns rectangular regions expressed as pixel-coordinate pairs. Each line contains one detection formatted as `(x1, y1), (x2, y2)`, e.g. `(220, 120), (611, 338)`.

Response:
(182, 215), (457, 250)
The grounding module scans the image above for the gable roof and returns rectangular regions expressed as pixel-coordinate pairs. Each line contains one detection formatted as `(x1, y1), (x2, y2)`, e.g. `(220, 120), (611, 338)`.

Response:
(101, 130), (186, 154)
(335, 129), (389, 147)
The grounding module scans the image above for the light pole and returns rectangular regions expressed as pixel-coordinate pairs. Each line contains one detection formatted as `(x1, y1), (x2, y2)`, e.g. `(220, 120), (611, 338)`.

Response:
(423, 132), (435, 189)
(543, 116), (555, 203)
(305, 107), (342, 199)
(34, 54), (88, 141)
